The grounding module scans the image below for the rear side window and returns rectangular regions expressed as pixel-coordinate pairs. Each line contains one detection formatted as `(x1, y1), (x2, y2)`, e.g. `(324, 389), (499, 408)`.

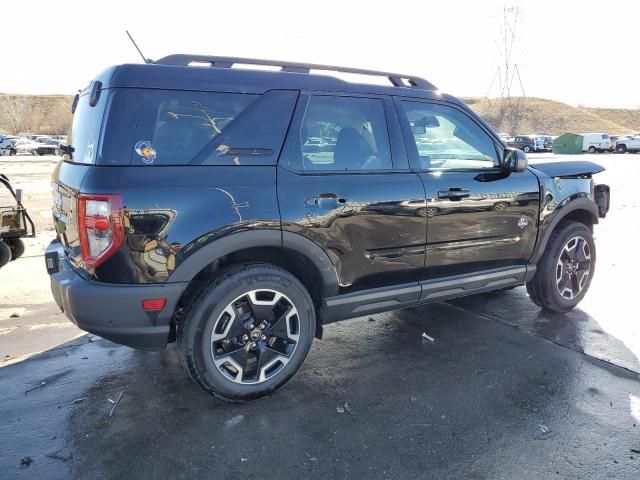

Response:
(99, 88), (142, 165)
(68, 84), (108, 164)
(132, 90), (297, 166)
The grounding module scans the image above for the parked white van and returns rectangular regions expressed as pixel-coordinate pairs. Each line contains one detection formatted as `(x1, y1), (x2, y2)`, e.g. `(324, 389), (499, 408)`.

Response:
(581, 133), (611, 153)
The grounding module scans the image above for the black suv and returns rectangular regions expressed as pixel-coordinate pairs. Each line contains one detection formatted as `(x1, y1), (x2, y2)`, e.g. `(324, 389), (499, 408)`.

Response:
(46, 55), (610, 401)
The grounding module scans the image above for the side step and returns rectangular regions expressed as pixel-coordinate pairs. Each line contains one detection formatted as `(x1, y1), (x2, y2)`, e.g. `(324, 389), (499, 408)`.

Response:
(322, 265), (535, 324)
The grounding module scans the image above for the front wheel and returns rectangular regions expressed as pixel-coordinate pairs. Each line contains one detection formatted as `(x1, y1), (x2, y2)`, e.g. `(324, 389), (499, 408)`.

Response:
(616, 145), (627, 153)
(526, 221), (595, 312)
(178, 264), (316, 402)
(523, 146), (531, 153)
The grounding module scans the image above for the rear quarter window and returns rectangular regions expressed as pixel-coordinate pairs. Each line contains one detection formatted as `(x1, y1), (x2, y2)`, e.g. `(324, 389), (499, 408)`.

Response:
(68, 84), (109, 164)
(132, 90), (297, 166)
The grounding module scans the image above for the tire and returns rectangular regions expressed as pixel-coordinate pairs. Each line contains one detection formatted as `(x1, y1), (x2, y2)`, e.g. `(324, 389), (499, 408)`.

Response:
(616, 144), (627, 153)
(526, 221), (595, 313)
(0, 242), (12, 268)
(178, 263), (316, 402)
(588, 146), (596, 153)
(55, 149), (61, 156)
(523, 146), (531, 153)
(9, 149), (16, 156)
(5, 238), (25, 260)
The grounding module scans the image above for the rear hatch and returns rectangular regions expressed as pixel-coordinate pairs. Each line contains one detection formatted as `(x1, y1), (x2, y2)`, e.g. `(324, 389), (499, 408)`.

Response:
(52, 81), (109, 267)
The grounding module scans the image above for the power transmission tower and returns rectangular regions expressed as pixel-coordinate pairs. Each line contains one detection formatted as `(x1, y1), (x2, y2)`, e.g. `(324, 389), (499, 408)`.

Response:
(485, 4), (527, 133)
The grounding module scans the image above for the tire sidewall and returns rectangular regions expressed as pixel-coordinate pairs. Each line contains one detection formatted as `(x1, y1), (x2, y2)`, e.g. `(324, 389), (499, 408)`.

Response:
(0, 241), (11, 267)
(183, 266), (315, 401)
(6, 238), (25, 259)
(540, 223), (596, 311)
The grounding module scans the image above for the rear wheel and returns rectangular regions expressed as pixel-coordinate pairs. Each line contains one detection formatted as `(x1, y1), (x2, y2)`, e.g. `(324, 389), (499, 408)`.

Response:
(526, 221), (595, 312)
(588, 146), (596, 153)
(0, 242), (12, 268)
(523, 146), (531, 153)
(178, 263), (316, 402)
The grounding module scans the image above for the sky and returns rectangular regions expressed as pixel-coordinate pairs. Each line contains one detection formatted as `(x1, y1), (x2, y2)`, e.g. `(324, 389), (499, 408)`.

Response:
(1, 0), (639, 108)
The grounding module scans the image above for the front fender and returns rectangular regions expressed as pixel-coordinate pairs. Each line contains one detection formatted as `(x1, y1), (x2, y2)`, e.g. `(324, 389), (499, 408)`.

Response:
(530, 196), (599, 264)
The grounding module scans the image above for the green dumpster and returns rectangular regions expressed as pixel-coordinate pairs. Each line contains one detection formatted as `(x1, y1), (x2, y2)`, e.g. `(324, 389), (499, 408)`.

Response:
(552, 133), (584, 154)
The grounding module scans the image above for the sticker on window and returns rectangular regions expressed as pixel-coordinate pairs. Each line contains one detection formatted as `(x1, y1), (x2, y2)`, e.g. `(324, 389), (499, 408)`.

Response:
(135, 140), (157, 164)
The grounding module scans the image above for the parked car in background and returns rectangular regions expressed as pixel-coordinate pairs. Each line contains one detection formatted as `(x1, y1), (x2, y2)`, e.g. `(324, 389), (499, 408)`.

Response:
(615, 134), (640, 153)
(12, 138), (39, 156)
(18, 133), (38, 141)
(508, 135), (543, 153)
(609, 135), (623, 151)
(34, 137), (62, 155)
(581, 133), (611, 153)
(0, 136), (19, 155)
(544, 136), (553, 151)
(1, 138), (39, 156)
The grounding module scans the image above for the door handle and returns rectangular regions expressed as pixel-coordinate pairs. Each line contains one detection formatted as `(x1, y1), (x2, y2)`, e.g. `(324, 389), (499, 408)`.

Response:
(438, 188), (471, 200)
(305, 193), (346, 208)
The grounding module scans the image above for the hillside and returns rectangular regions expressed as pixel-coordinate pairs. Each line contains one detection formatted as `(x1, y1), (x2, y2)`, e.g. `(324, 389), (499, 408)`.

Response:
(585, 107), (640, 133)
(0, 94), (73, 135)
(463, 96), (638, 136)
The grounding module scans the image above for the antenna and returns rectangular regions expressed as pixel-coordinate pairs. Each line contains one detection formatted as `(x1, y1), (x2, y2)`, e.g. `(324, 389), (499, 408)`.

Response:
(126, 30), (152, 64)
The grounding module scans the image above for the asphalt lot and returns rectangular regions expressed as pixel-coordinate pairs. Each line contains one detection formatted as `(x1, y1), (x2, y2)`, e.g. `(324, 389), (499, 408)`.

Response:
(1, 153), (639, 479)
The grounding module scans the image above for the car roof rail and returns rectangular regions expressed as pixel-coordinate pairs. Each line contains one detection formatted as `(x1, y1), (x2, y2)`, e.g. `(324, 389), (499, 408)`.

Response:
(153, 54), (437, 90)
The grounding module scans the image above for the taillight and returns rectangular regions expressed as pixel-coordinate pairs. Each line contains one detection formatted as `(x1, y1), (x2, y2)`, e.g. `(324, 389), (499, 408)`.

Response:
(77, 194), (124, 268)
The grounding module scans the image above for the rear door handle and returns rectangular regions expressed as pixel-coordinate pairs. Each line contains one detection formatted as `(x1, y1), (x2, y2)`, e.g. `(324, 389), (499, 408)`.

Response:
(305, 193), (346, 208)
(438, 188), (471, 200)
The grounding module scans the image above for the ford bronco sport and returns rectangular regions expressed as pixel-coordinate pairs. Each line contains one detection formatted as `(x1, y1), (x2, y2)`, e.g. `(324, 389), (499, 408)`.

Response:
(46, 55), (610, 401)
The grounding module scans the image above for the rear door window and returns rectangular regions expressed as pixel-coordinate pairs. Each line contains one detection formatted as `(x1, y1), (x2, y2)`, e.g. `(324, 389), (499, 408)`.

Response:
(132, 90), (297, 166)
(288, 95), (392, 171)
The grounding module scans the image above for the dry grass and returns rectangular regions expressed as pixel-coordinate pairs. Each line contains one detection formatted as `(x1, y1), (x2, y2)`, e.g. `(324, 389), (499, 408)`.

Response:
(585, 107), (640, 133)
(464, 96), (639, 136)
(0, 94), (73, 135)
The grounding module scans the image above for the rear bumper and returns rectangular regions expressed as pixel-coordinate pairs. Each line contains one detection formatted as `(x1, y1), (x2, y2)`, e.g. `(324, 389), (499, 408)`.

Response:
(46, 241), (187, 350)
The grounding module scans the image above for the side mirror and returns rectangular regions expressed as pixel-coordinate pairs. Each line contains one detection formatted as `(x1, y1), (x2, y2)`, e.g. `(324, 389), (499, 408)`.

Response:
(504, 147), (528, 173)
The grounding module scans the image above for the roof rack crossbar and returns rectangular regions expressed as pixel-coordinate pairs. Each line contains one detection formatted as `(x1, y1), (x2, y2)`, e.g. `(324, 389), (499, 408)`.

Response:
(153, 54), (436, 90)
